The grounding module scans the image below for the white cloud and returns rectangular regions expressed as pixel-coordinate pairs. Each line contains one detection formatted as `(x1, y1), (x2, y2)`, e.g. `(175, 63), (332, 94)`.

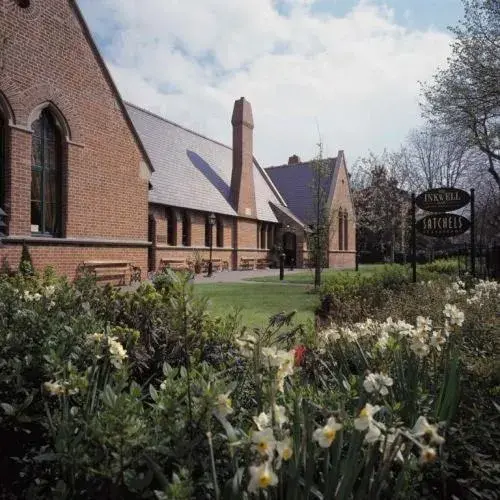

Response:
(78, 0), (452, 167)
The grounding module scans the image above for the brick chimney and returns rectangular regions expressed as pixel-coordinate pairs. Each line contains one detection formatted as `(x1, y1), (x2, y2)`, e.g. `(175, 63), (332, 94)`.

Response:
(230, 97), (257, 217)
(288, 154), (301, 164)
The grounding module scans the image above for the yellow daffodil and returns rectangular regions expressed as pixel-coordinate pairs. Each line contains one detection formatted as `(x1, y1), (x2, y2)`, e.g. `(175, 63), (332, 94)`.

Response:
(354, 404), (383, 443)
(215, 392), (233, 417)
(412, 416), (445, 445)
(419, 446), (437, 464)
(251, 428), (276, 457)
(312, 416), (343, 448)
(247, 461), (278, 493)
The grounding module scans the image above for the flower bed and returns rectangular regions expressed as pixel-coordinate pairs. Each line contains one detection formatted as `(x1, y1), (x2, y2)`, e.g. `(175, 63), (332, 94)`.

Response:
(0, 268), (498, 498)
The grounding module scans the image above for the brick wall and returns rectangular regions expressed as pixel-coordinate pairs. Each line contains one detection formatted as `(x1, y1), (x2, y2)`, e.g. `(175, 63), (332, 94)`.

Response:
(328, 153), (356, 268)
(0, 0), (150, 277)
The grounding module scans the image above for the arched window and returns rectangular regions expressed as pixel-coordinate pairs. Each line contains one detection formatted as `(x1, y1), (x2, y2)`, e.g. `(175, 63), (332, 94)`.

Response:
(182, 211), (191, 246)
(31, 109), (62, 235)
(166, 207), (176, 245)
(343, 211), (349, 251)
(0, 112), (5, 210)
(338, 209), (344, 250)
(216, 216), (224, 248)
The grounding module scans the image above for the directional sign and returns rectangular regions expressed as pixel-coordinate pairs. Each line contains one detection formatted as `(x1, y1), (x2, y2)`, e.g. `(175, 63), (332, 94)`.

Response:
(415, 188), (470, 213)
(416, 213), (470, 238)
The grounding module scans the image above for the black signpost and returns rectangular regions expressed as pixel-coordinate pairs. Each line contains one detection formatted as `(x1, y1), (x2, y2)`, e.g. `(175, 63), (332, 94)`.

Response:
(412, 187), (474, 283)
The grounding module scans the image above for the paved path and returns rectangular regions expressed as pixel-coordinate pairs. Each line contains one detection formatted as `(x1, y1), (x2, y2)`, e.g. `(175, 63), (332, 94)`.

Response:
(192, 268), (307, 283)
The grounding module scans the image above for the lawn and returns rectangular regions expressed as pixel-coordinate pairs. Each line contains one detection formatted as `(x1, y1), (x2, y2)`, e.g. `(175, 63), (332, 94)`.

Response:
(194, 282), (318, 328)
(243, 264), (385, 284)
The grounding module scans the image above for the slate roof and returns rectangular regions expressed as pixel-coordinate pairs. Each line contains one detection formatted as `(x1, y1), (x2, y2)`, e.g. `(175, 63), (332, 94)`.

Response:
(265, 159), (337, 225)
(125, 103), (283, 222)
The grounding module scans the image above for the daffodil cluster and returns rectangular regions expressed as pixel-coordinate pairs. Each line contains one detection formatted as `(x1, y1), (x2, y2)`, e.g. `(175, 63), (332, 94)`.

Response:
(318, 304), (465, 359)
(247, 405), (293, 494)
(86, 333), (128, 369)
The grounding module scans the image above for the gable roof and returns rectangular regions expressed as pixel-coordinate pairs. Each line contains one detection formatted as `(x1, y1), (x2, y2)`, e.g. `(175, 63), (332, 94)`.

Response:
(125, 103), (283, 222)
(72, 1), (154, 172)
(265, 159), (337, 225)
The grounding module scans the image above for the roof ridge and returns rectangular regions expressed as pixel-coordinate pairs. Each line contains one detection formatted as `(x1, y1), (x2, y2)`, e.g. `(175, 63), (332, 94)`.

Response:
(124, 101), (233, 152)
(266, 157), (337, 170)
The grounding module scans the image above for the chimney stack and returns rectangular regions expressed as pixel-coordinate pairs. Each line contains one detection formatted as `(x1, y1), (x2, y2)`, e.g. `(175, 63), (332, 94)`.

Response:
(230, 97), (257, 217)
(288, 154), (301, 164)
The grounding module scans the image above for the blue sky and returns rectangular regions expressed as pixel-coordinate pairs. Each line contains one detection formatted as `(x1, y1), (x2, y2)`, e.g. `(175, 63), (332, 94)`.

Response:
(79, 0), (463, 166)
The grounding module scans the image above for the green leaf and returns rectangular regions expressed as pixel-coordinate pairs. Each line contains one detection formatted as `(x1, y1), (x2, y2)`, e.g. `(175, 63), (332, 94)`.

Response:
(149, 384), (159, 402)
(1, 403), (15, 416)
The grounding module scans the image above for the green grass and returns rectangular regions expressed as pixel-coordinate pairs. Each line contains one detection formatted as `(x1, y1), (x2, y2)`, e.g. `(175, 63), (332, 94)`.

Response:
(194, 282), (318, 328)
(243, 264), (385, 284)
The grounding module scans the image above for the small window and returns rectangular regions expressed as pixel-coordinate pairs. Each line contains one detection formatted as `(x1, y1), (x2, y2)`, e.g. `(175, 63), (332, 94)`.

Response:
(338, 210), (344, 251)
(166, 208), (176, 245)
(267, 225), (273, 249)
(216, 216), (224, 248)
(182, 211), (191, 246)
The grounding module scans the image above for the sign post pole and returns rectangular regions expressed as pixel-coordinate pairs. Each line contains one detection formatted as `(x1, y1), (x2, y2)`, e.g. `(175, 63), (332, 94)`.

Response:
(470, 188), (475, 277)
(411, 193), (417, 284)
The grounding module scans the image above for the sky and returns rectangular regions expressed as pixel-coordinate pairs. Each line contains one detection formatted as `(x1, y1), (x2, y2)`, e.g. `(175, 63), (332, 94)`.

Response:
(77, 0), (464, 168)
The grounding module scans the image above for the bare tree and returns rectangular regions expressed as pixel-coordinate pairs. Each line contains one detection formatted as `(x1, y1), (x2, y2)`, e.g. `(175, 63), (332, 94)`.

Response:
(402, 124), (472, 190)
(421, 0), (500, 189)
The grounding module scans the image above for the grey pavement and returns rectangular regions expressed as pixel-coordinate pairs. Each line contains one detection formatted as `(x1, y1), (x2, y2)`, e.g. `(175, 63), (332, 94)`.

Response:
(192, 267), (308, 283)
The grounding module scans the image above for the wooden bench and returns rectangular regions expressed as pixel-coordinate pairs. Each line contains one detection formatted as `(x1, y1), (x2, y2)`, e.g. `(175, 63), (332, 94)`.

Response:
(78, 260), (131, 286)
(202, 258), (224, 273)
(256, 258), (271, 269)
(240, 257), (256, 270)
(159, 258), (191, 272)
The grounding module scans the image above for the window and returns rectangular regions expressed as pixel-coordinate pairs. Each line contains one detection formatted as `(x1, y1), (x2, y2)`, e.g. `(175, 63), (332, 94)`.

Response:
(0, 112), (5, 210)
(267, 225), (273, 249)
(260, 223), (266, 249)
(343, 211), (349, 250)
(31, 110), (62, 235)
(182, 211), (191, 246)
(166, 208), (176, 245)
(216, 216), (224, 248)
(338, 210), (344, 250)
(256, 224), (260, 248)
(204, 215), (211, 247)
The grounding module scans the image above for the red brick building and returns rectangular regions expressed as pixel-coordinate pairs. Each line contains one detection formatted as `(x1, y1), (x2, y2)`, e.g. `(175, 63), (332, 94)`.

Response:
(0, 0), (356, 278)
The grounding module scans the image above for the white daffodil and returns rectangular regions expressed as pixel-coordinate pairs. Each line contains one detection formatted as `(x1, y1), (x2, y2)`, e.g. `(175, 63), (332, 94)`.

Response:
(354, 404), (383, 443)
(251, 428), (276, 457)
(443, 304), (465, 327)
(262, 346), (280, 366)
(416, 316), (433, 333)
(412, 416), (445, 446)
(107, 336), (128, 369)
(410, 338), (430, 358)
(363, 372), (393, 396)
(215, 392), (233, 417)
(273, 405), (288, 428)
(276, 437), (293, 468)
(312, 416), (343, 448)
(253, 412), (270, 431)
(43, 380), (65, 396)
(44, 285), (56, 297)
(247, 461), (278, 493)
(236, 335), (256, 358)
(429, 331), (447, 351)
(419, 446), (437, 464)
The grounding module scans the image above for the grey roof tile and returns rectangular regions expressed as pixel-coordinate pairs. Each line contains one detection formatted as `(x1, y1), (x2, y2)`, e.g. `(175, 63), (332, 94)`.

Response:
(125, 102), (281, 222)
(265, 159), (336, 224)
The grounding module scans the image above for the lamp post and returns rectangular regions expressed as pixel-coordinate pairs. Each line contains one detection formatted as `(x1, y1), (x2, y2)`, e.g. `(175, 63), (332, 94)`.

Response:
(208, 212), (216, 277)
